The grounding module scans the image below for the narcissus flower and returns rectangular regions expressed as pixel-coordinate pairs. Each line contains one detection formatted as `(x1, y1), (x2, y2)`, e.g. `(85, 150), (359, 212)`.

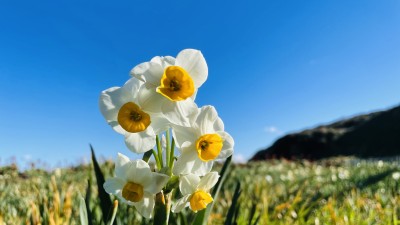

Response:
(99, 78), (169, 153)
(172, 106), (234, 176)
(130, 49), (208, 127)
(104, 153), (169, 218)
(171, 172), (219, 213)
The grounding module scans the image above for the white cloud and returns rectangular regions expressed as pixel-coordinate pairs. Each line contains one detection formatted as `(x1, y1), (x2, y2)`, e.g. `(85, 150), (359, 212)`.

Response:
(232, 153), (247, 164)
(264, 126), (283, 135)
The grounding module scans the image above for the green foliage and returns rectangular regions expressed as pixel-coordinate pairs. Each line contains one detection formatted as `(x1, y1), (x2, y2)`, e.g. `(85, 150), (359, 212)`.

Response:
(1, 157), (400, 224)
(90, 145), (113, 224)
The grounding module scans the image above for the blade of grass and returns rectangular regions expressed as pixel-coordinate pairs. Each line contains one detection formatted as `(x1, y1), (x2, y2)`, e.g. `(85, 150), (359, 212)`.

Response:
(79, 196), (88, 225)
(224, 181), (241, 225)
(90, 144), (112, 225)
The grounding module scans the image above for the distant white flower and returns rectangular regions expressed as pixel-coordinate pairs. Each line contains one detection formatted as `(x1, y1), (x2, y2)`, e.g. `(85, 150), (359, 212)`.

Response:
(171, 172), (219, 213)
(392, 172), (400, 180)
(130, 49), (208, 127)
(99, 78), (169, 153)
(172, 106), (234, 176)
(103, 153), (169, 218)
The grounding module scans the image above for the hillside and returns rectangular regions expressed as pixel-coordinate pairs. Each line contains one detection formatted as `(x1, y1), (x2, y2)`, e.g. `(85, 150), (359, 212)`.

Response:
(252, 105), (400, 161)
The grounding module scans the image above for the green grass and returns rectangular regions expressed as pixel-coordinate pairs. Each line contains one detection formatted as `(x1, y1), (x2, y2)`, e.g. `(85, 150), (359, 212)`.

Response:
(1, 157), (399, 225)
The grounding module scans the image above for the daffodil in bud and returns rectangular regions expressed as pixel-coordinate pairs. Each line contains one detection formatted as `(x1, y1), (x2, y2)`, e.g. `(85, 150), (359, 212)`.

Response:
(104, 153), (170, 219)
(172, 106), (234, 176)
(99, 78), (170, 153)
(171, 172), (219, 213)
(130, 49), (208, 127)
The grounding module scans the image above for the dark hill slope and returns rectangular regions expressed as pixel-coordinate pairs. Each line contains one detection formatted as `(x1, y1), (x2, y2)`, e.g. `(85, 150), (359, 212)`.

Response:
(251, 105), (400, 161)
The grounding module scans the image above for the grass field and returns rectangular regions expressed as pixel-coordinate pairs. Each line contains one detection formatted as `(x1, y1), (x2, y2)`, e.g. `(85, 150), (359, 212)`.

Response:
(1, 157), (399, 225)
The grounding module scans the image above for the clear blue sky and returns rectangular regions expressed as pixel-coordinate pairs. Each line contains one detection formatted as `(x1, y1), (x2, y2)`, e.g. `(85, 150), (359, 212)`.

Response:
(1, 0), (399, 168)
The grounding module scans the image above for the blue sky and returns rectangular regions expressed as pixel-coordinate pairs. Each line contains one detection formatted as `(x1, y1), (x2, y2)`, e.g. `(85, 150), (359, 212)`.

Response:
(1, 0), (399, 168)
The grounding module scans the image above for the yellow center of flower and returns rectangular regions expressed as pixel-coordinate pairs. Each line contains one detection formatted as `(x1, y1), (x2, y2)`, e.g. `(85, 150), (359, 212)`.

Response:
(122, 182), (144, 202)
(117, 102), (151, 133)
(189, 190), (213, 212)
(195, 134), (223, 162)
(157, 66), (195, 101)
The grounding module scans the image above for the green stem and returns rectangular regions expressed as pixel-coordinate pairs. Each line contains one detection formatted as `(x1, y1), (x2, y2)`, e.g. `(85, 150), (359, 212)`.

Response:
(169, 138), (175, 169)
(166, 130), (171, 168)
(152, 149), (161, 170)
(156, 135), (164, 167)
(153, 192), (170, 225)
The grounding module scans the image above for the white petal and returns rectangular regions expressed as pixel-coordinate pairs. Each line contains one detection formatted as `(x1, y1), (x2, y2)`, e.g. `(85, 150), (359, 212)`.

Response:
(173, 146), (197, 176)
(103, 177), (125, 195)
(161, 99), (198, 127)
(196, 106), (220, 135)
(99, 78), (142, 135)
(197, 172), (220, 192)
(190, 158), (213, 176)
(171, 125), (197, 149)
(133, 192), (155, 219)
(130, 61), (163, 87)
(143, 172), (170, 195)
(121, 77), (143, 99)
(138, 85), (166, 113)
(216, 131), (234, 160)
(99, 87), (129, 135)
(115, 153), (130, 178)
(214, 117), (225, 132)
(175, 49), (208, 88)
(151, 56), (176, 68)
(124, 128), (156, 154)
(171, 195), (190, 213)
(124, 159), (152, 185)
(150, 113), (171, 134)
(179, 173), (200, 196)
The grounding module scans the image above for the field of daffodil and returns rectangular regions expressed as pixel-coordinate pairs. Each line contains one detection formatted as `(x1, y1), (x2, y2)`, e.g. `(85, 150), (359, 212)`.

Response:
(1, 157), (399, 225)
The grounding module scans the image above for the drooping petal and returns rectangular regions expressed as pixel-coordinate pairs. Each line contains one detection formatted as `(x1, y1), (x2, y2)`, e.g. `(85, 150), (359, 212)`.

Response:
(132, 192), (155, 219)
(197, 172), (220, 192)
(142, 172), (170, 195)
(115, 153), (131, 178)
(124, 127), (156, 154)
(171, 195), (190, 213)
(173, 147), (197, 176)
(196, 105), (219, 135)
(130, 61), (163, 87)
(216, 131), (234, 160)
(171, 125), (197, 149)
(161, 99), (198, 127)
(179, 173), (200, 196)
(103, 177), (125, 195)
(124, 159), (152, 185)
(138, 85), (166, 113)
(175, 49), (208, 88)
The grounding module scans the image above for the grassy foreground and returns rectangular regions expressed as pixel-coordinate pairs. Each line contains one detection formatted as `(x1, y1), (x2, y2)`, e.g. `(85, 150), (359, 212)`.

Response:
(1, 157), (399, 225)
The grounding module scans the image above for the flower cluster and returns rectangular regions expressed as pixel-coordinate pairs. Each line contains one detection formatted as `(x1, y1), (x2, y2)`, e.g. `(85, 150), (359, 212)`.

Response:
(99, 49), (234, 219)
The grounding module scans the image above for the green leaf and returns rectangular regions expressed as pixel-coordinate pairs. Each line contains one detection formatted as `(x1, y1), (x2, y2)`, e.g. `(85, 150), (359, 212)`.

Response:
(90, 144), (113, 224)
(248, 201), (257, 225)
(192, 156), (233, 225)
(224, 181), (241, 225)
(85, 179), (94, 225)
(142, 150), (153, 163)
